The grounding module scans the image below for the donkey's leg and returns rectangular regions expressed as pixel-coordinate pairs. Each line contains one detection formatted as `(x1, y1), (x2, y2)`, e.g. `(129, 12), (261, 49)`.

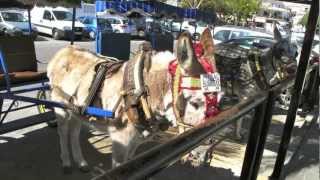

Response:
(109, 124), (140, 167)
(55, 108), (72, 173)
(69, 113), (90, 172)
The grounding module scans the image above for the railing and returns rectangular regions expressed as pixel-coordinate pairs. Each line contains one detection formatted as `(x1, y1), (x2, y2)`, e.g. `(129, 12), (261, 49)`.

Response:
(92, 66), (317, 180)
(93, 0), (319, 179)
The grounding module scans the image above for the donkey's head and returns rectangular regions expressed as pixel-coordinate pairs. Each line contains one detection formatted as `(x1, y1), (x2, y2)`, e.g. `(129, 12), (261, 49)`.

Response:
(176, 31), (207, 76)
(270, 25), (298, 80)
(162, 29), (218, 126)
(272, 25), (298, 64)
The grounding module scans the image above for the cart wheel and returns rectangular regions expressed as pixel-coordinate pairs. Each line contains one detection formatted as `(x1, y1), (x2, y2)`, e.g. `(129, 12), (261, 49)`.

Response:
(89, 31), (96, 40)
(37, 90), (57, 127)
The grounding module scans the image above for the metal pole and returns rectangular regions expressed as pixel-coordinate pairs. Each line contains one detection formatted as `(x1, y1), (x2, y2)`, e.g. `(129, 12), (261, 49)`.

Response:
(240, 101), (267, 180)
(250, 91), (276, 180)
(71, 7), (76, 45)
(27, 9), (32, 36)
(96, 13), (100, 54)
(270, 0), (319, 179)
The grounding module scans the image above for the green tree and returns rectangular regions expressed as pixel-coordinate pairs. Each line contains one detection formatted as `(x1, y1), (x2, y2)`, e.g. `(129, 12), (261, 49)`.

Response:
(181, 0), (261, 25)
(299, 11), (320, 32)
(82, 0), (95, 3)
(180, 0), (206, 9)
(299, 12), (320, 26)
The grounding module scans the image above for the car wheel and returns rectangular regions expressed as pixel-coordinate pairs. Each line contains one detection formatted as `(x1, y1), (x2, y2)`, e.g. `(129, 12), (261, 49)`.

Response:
(89, 31), (96, 40)
(138, 30), (145, 37)
(114, 30), (120, 33)
(3, 29), (10, 36)
(52, 29), (60, 40)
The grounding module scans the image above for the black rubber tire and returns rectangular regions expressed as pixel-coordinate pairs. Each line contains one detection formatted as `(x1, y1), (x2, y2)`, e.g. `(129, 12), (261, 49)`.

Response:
(138, 30), (145, 37)
(89, 31), (96, 40)
(52, 29), (60, 40)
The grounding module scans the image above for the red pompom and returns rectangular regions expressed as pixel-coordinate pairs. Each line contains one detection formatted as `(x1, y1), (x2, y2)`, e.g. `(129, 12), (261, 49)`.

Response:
(204, 93), (220, 118)
(193, 42), (203, 58)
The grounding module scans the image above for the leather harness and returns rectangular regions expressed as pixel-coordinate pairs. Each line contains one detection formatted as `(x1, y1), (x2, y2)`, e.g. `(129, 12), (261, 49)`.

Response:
(69, 43), (154, 132)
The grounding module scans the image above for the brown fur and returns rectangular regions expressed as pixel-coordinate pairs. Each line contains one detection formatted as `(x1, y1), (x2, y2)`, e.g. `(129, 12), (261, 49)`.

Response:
(200, 28), (215, 58)
(144, 69), (170, 111)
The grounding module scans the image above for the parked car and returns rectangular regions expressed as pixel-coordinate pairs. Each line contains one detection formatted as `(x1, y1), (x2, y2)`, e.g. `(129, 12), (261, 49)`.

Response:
(78, 16), (113, 40)
(161, 19), (182, 39)
(292, 33), (319, 63)
(0, 10), (38, 38)
(221, 36), (275, 50)
(103, 15), (129, 33)
(31, 6), (85, 40)
(181, 20), (208, 36)
(213, 25), (273, 44)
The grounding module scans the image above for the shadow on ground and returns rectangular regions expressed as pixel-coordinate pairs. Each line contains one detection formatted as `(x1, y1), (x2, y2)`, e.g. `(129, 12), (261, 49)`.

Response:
(151, 163), (238, 180)
(0, 126), (111, 180)
(0, 107), (318, 180)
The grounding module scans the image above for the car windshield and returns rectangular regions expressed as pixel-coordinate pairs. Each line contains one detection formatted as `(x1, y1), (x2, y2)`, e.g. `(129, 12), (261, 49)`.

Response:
(1, 12), (27, 22)
(227, 38), (253, 46)
(122, 19), (128, 24)
(227, 38), (274, 49)
(97, 18), (111, 27)
(197, 21), (207, 27)
(53, 11), (73, 21)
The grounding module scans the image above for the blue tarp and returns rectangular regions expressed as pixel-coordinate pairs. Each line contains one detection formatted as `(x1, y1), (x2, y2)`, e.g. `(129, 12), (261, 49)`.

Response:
(95, 0), (216, 23)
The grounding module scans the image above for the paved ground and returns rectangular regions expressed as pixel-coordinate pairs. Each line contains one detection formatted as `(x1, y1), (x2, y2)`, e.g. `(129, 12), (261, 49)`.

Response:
(0, 36), (318, 180)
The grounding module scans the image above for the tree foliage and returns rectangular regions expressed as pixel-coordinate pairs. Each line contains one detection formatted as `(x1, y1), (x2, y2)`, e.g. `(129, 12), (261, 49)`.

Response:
(82, 0), (95, 3)
(181, 0), (261, 24)
(180, 0), (206, 9)
(299, 11), (320, 26)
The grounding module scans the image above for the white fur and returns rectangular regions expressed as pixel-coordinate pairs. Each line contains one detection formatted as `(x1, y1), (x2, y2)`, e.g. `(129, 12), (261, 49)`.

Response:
(150, 51), (176, 72)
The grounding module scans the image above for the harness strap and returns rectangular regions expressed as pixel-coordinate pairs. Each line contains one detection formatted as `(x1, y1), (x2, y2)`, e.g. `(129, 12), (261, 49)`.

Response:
(80, 62), (109, 115)
(122, 43), (154, 124)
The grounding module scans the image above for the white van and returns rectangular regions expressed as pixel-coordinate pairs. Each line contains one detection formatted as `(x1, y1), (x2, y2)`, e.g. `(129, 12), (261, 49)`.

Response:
(31, 6), (85, 40)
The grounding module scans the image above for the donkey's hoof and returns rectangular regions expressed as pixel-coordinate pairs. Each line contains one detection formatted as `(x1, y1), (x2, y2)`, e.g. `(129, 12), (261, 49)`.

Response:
(79, 165), (90, 173)
(62, 166), (73, 174)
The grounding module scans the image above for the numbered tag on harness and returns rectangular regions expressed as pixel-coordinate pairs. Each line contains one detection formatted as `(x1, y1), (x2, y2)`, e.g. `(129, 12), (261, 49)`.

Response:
(200, 73), (221, 93)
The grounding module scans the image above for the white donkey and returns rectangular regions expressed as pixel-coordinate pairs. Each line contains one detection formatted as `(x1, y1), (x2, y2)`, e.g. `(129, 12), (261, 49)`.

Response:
(48, 29), (219, 173)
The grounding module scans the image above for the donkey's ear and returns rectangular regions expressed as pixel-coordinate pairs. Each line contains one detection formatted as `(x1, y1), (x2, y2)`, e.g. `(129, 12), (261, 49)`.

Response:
(274, 24), (282, 41)
(200, 28), (215, 58)
(176, 31), (205, 76)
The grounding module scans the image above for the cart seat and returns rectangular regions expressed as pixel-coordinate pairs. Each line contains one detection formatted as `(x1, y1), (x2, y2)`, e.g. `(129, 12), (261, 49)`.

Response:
(0, 36), (48, 88)
(0, 71), (47, 86)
